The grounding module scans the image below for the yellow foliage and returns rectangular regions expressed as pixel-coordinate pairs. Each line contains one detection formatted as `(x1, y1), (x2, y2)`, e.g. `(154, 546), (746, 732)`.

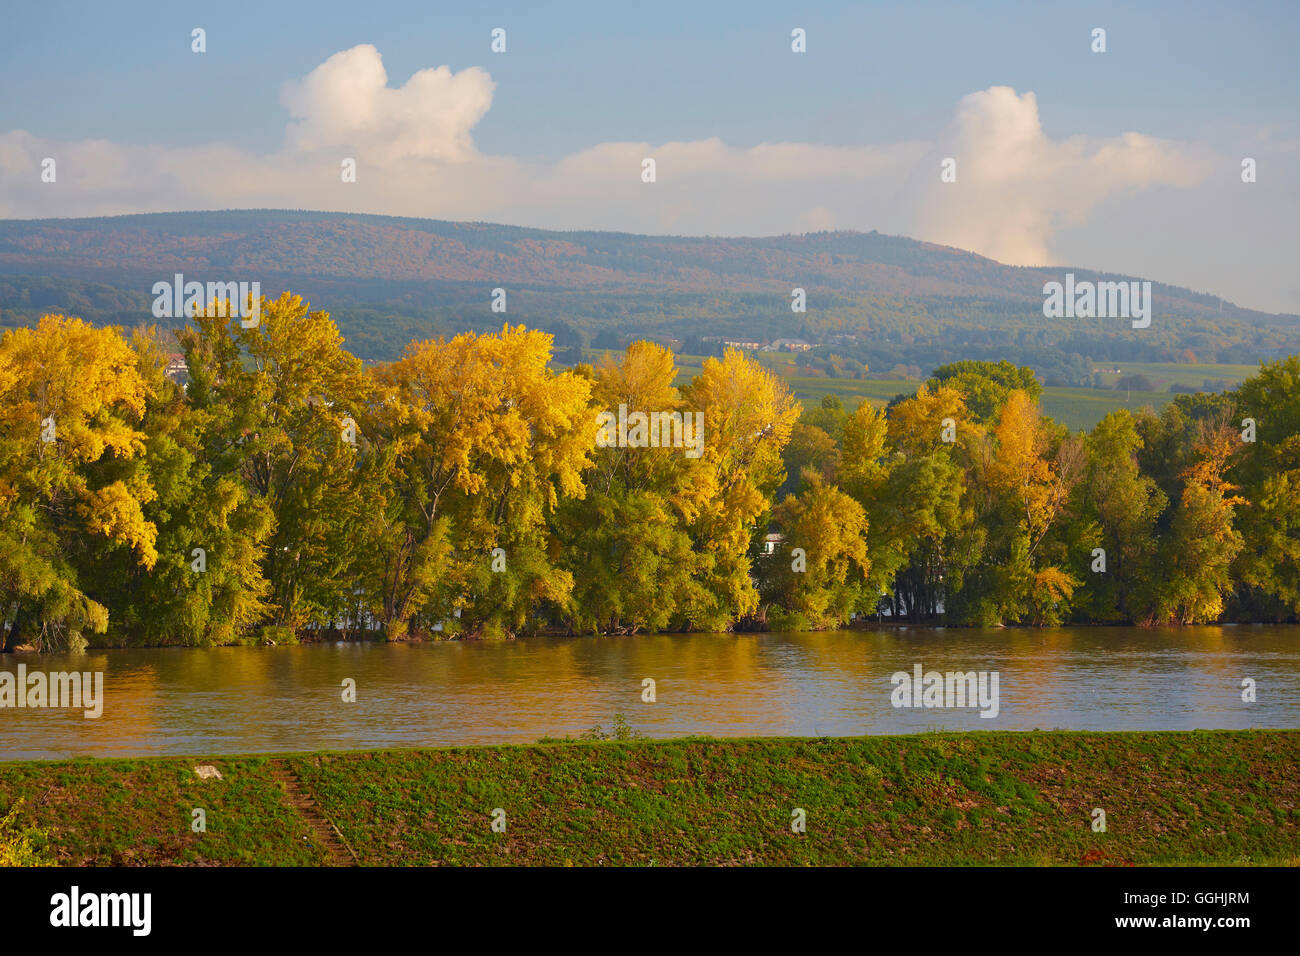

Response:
(0, 800), (51, 867)
(886, 383), (971, 458)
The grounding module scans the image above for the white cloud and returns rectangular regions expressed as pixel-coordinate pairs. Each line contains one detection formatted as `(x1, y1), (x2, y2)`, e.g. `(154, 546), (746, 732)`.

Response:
(280, 44), (494, 163)
(915, 86), (1212, 265)
(0, 49), (1234, 289)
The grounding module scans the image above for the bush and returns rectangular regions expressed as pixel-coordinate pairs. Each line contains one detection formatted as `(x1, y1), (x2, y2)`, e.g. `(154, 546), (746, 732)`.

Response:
(258, 625), (298, 646)
(0, 800), (52, 867)
(581, 714), (645, 741)
(1117, 374), (1154, 391)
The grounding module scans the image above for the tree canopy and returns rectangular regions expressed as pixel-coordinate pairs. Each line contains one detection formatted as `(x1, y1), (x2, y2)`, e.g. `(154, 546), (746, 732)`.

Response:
(2, 314), (1296, 649)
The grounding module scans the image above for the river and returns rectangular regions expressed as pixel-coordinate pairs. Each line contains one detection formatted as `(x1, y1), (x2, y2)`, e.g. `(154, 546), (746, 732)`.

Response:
(1, 626), (1297, 759)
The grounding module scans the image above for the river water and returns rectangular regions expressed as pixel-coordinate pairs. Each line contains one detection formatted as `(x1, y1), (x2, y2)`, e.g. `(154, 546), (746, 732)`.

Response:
(1, 626), (1297, 760)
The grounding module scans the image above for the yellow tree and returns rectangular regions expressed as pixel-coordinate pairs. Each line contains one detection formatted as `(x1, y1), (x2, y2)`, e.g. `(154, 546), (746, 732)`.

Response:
(370, 324), (592, 637)
(0, 315), (155, 650)
(969, 389), (1081, 624)
(680, 348), (799, 627)
(765, 473), (870, 629)
(556, 341), (707, 633)
(839, 400), (907, 605)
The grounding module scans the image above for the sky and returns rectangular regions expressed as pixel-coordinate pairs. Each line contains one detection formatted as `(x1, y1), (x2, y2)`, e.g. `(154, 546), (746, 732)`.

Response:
(1, 0), (1297, 312)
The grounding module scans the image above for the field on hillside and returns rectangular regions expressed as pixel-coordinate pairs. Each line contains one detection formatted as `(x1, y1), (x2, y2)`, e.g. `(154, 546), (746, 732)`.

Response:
(1091, 361), (1259, 390)
(583, 350), (1211, 431)
(774, 380), (1172, 431)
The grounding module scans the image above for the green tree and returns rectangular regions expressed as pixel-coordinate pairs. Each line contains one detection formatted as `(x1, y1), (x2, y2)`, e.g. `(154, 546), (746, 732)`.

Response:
(1152, 422), (1243, 623)
(84, 325), (271, 645)
(1068, 410), (1165, 623)
(1230, 357), (1300, 618)
(927, 360), (1041, 422)
(555, 341), (704, 634)
(762, 473), (869, 629)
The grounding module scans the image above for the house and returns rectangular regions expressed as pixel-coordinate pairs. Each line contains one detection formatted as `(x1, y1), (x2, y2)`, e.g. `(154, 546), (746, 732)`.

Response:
(164, 354), (189, 384)
(767, 338), (813, 352)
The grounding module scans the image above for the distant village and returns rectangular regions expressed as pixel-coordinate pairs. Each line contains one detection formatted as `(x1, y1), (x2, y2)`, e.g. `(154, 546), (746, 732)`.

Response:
(703, 336), (814, 352)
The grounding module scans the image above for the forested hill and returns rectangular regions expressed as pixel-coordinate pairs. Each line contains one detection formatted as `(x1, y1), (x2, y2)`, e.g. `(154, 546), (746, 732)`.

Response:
(0, 209), (1295, 374)
(0, 208), (1272, 304)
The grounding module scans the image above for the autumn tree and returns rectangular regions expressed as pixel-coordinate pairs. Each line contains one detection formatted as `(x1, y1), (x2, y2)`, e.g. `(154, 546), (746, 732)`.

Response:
(950, 390), (1080, 625)
(838, 400), (906, 611)
(554, 341), (704, 634)
(0, 316), (154, 650)
(1068, 410), (1165, 623)
(761, 472), (869, 629)
(371, 324), (592, 638)
(680, 348), (799, 628)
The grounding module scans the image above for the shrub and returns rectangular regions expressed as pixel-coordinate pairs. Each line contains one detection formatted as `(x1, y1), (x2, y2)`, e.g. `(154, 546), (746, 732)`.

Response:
(0, 800), (52, 867)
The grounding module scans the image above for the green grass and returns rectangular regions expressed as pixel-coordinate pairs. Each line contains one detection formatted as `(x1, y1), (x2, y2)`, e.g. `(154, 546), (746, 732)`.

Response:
(750, 375), (1169, 432)
(2, 731), (1297, 866)
(1038, 387), (1171, 431)
(0, 756), (329, 865)
(582, 349), (1240, 431)
(1091, 361), (1258, 390)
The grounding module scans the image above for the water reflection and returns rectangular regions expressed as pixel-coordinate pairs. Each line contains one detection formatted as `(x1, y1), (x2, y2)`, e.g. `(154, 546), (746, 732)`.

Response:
(0, 626), (1296, 759)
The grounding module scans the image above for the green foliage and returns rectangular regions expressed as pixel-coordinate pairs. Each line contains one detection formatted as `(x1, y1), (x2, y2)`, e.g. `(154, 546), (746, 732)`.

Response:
(580, 714), (645, 742)
(0, 799), (51, 867)
(927, 360), (1042, 422)
(761, 473), (869, 628)
(10, 732), (1290, 866)
(3, 293), (1299, 644)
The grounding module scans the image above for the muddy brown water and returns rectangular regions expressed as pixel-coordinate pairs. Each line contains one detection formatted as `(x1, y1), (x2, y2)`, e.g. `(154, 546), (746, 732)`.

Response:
(1, 626), (1297, 759)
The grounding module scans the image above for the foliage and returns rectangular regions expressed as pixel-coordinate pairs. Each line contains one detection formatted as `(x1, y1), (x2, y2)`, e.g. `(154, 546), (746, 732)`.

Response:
(0, 799), (51, 867)
(3, 301), (1299, 644)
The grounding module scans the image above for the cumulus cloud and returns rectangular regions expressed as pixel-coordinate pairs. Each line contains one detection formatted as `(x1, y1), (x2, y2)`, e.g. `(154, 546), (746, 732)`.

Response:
(0, 49), (1211, 267)
(914, 86), (1212, 265)
(280, 44), (494, 163)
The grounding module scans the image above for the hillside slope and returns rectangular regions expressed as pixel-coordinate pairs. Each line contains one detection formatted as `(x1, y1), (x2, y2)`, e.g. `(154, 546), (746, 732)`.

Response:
(0, 210), (1294, 370)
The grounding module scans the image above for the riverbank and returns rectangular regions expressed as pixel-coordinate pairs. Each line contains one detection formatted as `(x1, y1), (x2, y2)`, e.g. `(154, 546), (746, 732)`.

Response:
(9, 616), (1300, 652)
(1, 731), (1296, 866)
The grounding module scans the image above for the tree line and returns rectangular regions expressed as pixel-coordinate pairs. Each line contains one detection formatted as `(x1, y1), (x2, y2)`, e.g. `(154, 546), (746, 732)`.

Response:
(3, 295), (1299, 650)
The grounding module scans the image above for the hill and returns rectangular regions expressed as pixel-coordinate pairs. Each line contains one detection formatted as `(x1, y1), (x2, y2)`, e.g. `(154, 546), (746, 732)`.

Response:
(0, 210), (1295, 379)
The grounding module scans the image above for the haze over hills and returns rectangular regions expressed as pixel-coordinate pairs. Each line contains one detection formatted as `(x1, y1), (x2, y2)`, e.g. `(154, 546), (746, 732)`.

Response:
(0, 210), (1295, 381)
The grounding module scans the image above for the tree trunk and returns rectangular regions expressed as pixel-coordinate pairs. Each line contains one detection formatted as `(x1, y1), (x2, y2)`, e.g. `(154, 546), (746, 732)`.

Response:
(3, 605), (25, 653)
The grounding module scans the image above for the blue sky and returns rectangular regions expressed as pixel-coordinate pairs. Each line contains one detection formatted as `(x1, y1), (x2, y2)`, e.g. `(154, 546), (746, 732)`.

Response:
(2, 0), (1297, 311)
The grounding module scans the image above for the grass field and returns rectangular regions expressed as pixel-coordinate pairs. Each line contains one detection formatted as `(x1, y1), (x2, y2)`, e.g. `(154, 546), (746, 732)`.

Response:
(769, 378), (1173, 431)
(578, 350), (1248, 431)
(2, 731), (1296, 866)
(1038, 387), (1172, 431)
(1091, 362), (1258, 390)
